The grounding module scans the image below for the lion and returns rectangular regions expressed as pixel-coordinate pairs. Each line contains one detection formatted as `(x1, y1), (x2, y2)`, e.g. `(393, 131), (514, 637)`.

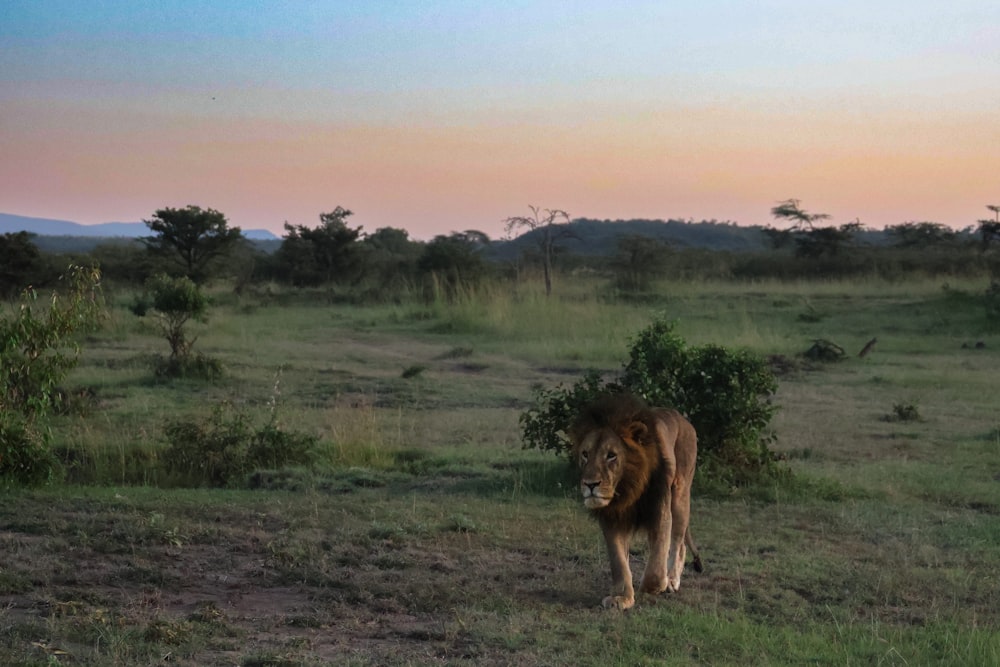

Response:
(569, 393), (703, 610)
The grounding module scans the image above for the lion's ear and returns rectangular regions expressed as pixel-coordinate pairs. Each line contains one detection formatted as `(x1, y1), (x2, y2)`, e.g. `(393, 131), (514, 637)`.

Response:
(623, 420), (647, 445)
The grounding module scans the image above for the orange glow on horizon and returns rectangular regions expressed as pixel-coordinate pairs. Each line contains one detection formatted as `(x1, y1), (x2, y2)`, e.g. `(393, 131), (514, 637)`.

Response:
(2, 95), (997, 238)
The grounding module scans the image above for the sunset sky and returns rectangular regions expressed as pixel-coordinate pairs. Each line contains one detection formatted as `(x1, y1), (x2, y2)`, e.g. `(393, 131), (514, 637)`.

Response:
(3, 1), (999, 239)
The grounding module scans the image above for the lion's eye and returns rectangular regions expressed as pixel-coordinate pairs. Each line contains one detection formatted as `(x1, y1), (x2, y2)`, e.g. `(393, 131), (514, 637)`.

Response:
(606, 452), (617, 462)
(580, 452), (589, 463)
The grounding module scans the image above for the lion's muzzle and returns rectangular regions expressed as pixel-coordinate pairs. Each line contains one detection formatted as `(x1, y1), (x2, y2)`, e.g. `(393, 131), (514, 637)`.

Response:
(581, 482), (611, 509)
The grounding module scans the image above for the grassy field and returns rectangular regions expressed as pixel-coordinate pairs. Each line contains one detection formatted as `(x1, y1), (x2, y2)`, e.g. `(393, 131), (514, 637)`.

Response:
(2, 275), (999, 665)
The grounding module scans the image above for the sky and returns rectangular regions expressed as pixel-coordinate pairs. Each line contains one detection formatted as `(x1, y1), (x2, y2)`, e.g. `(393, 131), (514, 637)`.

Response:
(2, 1), (999, 240)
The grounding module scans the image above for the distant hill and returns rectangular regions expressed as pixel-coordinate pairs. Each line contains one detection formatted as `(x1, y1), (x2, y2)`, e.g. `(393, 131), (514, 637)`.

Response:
(488, 217), (902, 259)
(489, 218), (772, 260)
(0, 212), (278, 240)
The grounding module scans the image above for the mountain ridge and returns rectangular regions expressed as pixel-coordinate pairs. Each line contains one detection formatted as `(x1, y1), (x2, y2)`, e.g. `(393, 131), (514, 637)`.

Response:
(0, 212), (278, 240)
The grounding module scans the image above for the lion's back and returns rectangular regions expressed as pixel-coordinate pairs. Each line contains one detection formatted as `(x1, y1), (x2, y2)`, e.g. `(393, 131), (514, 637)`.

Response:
(650, 408), (697, 480)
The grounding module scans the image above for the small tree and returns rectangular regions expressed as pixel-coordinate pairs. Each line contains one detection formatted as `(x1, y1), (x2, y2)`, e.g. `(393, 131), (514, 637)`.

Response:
(142, 205), (243, 282)
(147, 274), (209, 367)
(503, 206), (574, 296)
(1, 265), (104, 485)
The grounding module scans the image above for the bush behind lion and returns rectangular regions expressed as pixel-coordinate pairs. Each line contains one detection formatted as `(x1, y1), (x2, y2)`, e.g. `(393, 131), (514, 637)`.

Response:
(520, 318), (782, 490)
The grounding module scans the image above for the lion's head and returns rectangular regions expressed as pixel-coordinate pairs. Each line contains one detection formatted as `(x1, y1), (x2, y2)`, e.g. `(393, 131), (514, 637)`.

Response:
(569, 394), (661, 519)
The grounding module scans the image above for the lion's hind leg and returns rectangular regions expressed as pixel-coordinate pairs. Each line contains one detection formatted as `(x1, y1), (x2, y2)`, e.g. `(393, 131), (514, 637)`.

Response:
(666, 483), (692, 591)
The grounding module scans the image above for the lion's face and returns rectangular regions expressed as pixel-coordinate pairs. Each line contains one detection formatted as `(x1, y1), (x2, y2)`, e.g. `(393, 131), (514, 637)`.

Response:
(575, 427), (630, 509)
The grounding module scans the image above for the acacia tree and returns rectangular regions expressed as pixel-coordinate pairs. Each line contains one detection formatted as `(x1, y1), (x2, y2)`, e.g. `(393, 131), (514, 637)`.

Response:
(503, 206), (574, 296)
(142, 205), (243, 283)
(768, 199), (860, 258)
(770, 198), (831, 230)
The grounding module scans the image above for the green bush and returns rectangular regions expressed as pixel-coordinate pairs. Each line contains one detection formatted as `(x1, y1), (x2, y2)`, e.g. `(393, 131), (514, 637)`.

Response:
(0, 414), (59, 487)
(153, 352), (224, 381)
(146, 273), (209, 363)
(519, 318), (781, 487)
(161, 401), (320, 487)
(986, 279), (1000, 322)
(1, 266), (104, 486)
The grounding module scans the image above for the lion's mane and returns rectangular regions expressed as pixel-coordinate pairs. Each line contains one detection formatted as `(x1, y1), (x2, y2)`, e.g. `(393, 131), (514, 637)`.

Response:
(569, 393), (668, 529)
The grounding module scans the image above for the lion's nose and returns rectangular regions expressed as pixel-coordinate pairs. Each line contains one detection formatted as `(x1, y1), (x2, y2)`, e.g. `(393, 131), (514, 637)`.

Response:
(583, 482), (600, 494)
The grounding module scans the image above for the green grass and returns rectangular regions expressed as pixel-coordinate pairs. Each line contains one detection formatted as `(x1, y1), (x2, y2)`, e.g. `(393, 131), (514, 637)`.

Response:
(3, 274), (999, 665)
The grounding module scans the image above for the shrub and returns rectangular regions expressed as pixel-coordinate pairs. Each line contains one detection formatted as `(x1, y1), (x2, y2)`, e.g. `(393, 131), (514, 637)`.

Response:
(143, 274), (224, 379)
(1, 266), (104, 486)
(883, 402), (922, 422)
(519, 319), (782, 487)
(0, 414), (59, 487)
(153, 352), (224, 381)
(146, 273), (208, 362)
(161, 401), (320, 487)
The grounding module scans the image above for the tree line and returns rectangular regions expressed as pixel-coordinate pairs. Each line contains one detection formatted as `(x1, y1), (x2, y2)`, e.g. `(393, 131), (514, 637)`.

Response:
(3, 201), (1000, 301)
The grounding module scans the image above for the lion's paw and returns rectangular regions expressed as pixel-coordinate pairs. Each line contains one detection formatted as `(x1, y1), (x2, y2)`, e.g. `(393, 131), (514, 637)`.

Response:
(602, 595), (635, 611)
(639, 578), (668, 596)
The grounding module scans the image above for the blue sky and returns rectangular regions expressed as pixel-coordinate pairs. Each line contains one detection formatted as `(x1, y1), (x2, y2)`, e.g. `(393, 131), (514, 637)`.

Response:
(3, 1), (998, 237)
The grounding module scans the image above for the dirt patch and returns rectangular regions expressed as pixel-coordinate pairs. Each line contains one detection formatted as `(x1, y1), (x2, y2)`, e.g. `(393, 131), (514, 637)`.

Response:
(0, 490), (601, 665)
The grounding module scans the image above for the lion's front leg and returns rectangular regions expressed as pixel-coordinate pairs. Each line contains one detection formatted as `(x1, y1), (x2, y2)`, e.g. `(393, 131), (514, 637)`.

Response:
(640, 496), (672, 595)
(601, 524), (634, 610)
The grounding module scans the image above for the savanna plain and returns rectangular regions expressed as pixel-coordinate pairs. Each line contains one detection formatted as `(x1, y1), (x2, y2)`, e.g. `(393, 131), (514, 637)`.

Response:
(2, 276), (999, 666)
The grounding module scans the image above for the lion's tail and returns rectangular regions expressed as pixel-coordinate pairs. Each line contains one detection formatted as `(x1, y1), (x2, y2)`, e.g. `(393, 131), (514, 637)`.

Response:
(686, 528), (704, 573)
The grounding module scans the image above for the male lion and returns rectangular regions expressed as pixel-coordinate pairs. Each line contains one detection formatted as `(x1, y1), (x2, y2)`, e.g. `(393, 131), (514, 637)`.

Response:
(569, 393), (703, 610)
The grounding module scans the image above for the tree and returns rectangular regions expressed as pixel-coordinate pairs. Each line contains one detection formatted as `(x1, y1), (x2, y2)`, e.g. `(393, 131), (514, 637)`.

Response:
(147, 274), (208, 364)
(794, 221), (862, 258)
(885, 222), (957, 247)
(358, 227), (423, 293)
(610, 235), (672, 293)
(768, 200), (859, 258)
(769, 198), (831, 230)
(275, 207), (363, 286)
(977, 205), (1000, 251)
(761, 226), (795, 250)
(142, 205), (243, 282)
(0, 232), (44, 298)
(503, 206), (574, 296)
(416, 231), (489, 299)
